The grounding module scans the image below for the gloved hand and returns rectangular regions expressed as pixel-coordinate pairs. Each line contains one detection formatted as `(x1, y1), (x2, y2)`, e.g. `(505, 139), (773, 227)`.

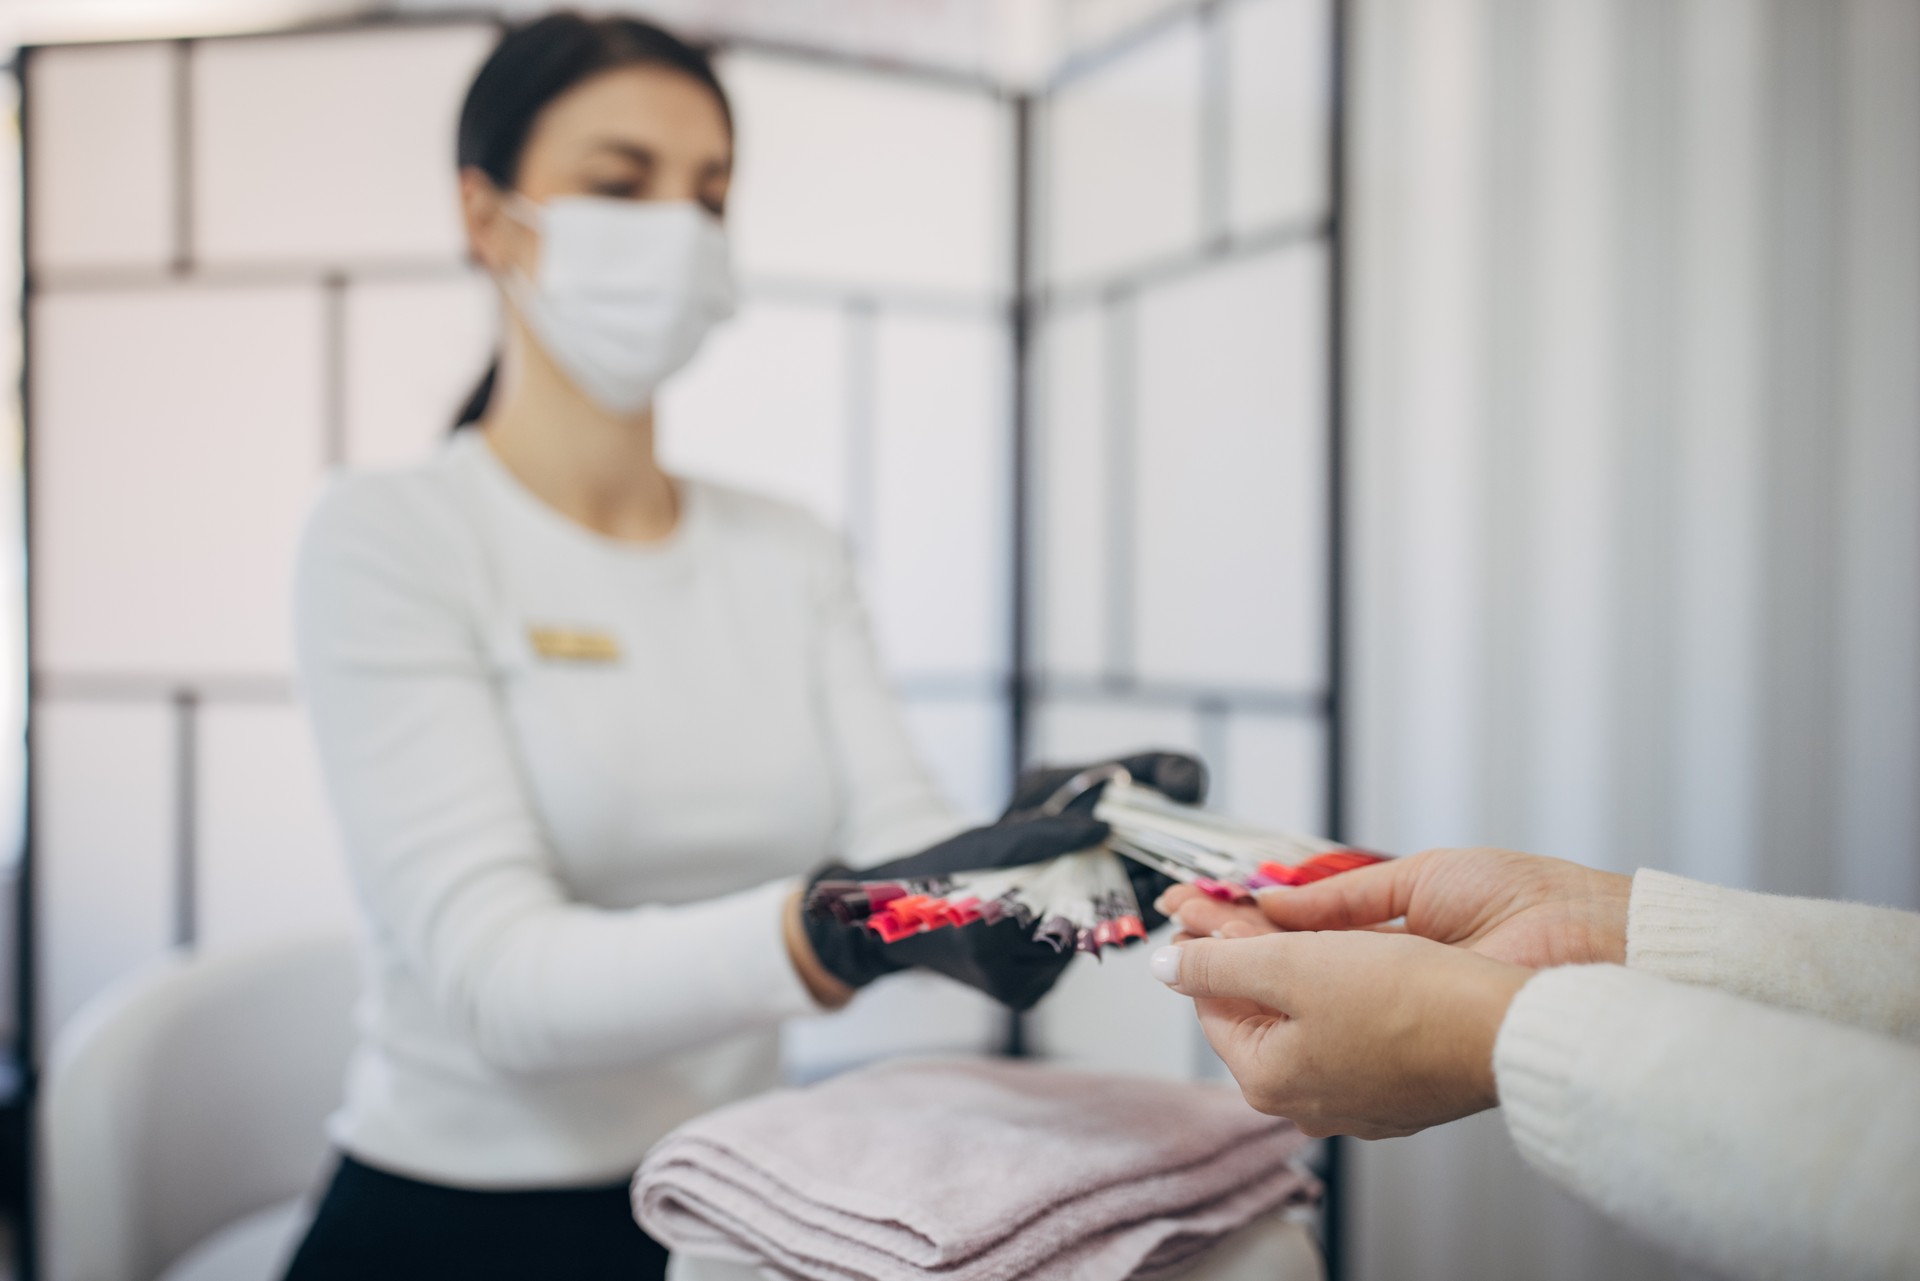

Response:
(1002, 750), (1209, 930)
(802, 814), (1108, 1012)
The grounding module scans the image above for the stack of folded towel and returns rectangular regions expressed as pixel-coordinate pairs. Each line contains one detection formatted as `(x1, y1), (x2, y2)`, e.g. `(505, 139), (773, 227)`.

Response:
(633, 1058), (1319, 1281)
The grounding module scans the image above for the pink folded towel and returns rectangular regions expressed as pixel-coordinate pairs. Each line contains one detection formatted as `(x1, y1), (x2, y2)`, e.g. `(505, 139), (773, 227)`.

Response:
(632, 1058), (1319, 1281)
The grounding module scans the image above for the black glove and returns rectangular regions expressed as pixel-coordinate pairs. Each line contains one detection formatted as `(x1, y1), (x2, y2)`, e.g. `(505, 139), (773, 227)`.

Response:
(1002, 750), (1209, 930)
(1002, 749), (1208, 818)
(802, 814), (1107, 1012)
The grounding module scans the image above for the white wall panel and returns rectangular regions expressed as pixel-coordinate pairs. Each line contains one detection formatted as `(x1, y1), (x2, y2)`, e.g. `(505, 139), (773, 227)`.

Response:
(1132, 248), (1325, 690)
(720, 53), (1010, 297)
(1024, 697), (1209, 1083)
(343, 273), (498, 468)
(1227, 0), (1330, 234)
(1030, 940), (1200, 1080)
(868, 313), (1008, 678)
(196, 704), (355, 952)
(657, 300), (850, 529)
(1035, 306), (1110, 678)
(32, 287), (326, 675)
(191, 25), (494, 267)
(1217, 712), (1323, 834)
(1044, 18), (1205, 287)
(399, 0), (999, 79)
(36, 702), (175, 1051)
(1030, 698), (1201, 766)
(899, 696), (1007, 823)
(26, 44), (176, 273)
(783, 971), (1002, 1084)
(1058, 0), (1196, 58)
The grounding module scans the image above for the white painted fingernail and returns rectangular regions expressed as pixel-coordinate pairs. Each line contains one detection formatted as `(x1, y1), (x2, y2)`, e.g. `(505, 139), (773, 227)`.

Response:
(1210, 928), (1228, 939)
(1153, 891), (1177, 916)
(1149, 945), (1183, 985)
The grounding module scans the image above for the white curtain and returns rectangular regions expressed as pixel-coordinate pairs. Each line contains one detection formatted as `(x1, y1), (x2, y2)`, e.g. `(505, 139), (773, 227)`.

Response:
(1346, 0), (1920, 1277)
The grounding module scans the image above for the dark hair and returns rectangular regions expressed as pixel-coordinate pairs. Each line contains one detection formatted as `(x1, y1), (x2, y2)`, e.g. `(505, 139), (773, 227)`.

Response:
(452, 12), (732, 429)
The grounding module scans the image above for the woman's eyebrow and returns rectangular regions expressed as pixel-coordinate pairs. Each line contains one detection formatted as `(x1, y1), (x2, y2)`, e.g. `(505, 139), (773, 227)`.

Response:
(585, 139), (656, 166)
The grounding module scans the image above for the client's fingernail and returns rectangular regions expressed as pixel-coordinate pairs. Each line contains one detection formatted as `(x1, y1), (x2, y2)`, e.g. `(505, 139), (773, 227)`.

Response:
(1153, 890), (1177, 916)
(1149, 945), (1183, 985)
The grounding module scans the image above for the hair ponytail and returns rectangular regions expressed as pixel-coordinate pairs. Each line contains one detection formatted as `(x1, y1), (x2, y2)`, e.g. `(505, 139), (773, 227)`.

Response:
(452, 360), (498, 430)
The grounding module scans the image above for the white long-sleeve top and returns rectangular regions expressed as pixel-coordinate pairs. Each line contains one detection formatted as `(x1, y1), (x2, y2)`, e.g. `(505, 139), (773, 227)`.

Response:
(294, 430), (960, 1188)
(1493, 870), (1920, 1280)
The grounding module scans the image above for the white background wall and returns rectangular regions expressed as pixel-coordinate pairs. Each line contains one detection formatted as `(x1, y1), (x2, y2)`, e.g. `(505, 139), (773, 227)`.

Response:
(1021, 0), (1338, 1082)
(1344, 1), (1920, 1277)
(4, 1), (1917, 1279)
(18, 19), (1022, 1073)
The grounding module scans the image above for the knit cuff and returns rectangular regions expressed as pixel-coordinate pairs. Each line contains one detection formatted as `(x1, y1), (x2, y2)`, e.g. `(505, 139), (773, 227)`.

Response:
(1625, 868), (1725, 986)
(1492, 965), (1632, 1190)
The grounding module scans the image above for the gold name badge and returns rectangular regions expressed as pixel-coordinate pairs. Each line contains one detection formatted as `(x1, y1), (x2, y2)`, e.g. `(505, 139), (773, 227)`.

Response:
(528, 626), (623, 664)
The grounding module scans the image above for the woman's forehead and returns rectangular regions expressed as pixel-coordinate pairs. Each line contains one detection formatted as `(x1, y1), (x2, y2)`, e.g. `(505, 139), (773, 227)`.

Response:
(524, 64), (732, 163)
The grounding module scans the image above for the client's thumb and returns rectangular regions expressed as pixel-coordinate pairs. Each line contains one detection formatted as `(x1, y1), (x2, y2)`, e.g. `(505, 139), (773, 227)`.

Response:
(1149, 936), (1289, 1004)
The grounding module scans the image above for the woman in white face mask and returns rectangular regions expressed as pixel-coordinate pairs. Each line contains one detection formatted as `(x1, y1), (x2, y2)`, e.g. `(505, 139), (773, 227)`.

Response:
(285, 12), (1205, 1281)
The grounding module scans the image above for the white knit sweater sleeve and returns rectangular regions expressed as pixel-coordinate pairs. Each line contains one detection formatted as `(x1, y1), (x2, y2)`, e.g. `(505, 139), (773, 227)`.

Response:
(295, 478), (819, 1078)
(1495, 965), (1920, 1281)
(1628, 869), (1920, 1040)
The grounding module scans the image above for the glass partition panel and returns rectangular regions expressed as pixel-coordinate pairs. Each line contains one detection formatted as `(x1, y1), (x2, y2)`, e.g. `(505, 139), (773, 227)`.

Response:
(868, 312), (1009, 679)
(1042, 16), (1205, 289)
(1030, 943), (1201, 1080)
(196, 704), (354, 952)
(1132, 247), (1326, 690)
(31, 286), (326, 676)
(657, 300), (852, 530)
(343, 273), (497, 468)
(1034, 305), (1112, 680)
(899, 698), (1009, 823)
(783, 972), (1004, 1085)
(34, 703), (176, 1053)
(1030, 699), (1203, 766)
(1219, 712), (1325, 832)
(26, 44), (176, 274)
(1025, 0), (1338, 1087)
(191, 25), (494, 267)
(720, 53), (1010, 298)
(1227, 0), (1331, 234)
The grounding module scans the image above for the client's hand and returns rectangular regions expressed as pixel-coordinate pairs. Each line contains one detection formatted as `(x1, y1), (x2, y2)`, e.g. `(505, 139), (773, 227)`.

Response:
(800, 815), (1109, 1012)
(1153, 931), (1533, 1138)
(1004, 749), (1209, 929)
(1159, 847), (1631, 969)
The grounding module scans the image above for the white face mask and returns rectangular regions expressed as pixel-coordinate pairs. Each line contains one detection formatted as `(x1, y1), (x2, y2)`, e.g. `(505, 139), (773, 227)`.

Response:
(502, 195), (736, 415)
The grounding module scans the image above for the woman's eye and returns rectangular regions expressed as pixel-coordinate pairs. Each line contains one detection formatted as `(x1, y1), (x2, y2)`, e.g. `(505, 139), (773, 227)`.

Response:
(588, 181), (645, 200)
(699, 196), (726, 218)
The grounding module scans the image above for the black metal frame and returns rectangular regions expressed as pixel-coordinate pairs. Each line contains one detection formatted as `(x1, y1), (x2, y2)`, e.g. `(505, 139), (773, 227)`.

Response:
(8, 2), (1352, 1276)
(1012, 3), (1344, 801)
(1010, 2), (1351, 1274)
(8, 43), (35, 1268)
(1324, 0), (1353, 1270)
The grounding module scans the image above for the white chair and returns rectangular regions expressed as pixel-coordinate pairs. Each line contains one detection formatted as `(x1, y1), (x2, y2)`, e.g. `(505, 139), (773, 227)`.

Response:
(41, 933), (360, 1281)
